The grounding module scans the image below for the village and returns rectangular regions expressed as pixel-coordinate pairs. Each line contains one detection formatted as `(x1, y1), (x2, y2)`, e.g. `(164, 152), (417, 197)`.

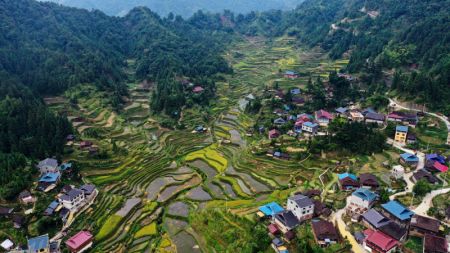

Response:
(0, 137), (99, 253)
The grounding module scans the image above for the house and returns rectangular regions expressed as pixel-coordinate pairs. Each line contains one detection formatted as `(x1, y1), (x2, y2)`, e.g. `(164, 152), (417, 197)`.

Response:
(428, 161), (448, 173)
(44, 200), (60, 216)
(65, 231), (93, 253)
(359, 173), (379, 189)
(426, 153), (446, 165)
(363, 229), (398, 253)
(287, 194), (314, 222)
(66, 134), (75, 141)
(267, 223), (280, 235)
(362, 108), (377, 116)
(424, 234), (448, 253)
(399, 153), (419, 167)
(245, 94), (255, 101)
(192, 86), (204, 93)
(274, 117), (287, 125)
(394, 125), (408, 144)
(38, 172), (61, 191)
(387, 111), (418, 127)
(13, 214), (25, 229)
(337, 173), (359, 190)
(391, 165), (405, 179)
(292, 97), (305, 106)
(273, 210), (300, 233)
(302, 122), (319, 135)
(311, 220), (339, 247)
(271, 238), (288, 253)
(80, 184), (96, 197)
(1, 239), (14, 251)
(315, 110), (333, 126)
(59, 163), (73, 172)
(28, 234), (50, 253)
(349, 111), (364, 122)
(346, 188), (377, 219)
(194, 125), (207, 133)
(379, 221), (408, 242)
(335, 107), (348, 117)
(284, 70), (298, 79)
(62, 185), (73, 194)
(412, 169), (439, 184)
(365, 112), (385, 125)
(19, 190), (35, 204)
(407, 133), (417, 144)
(37, 158), (59, 174)
(381, 200), (414, 225)
(354, 231), (366, 244)
(0, 207), (14, 217)
(79, 141), (93, 149)
(312, 200), (331, 218)
(59, 188), (85, 211)
(60, 207), (70, 222)
(361, 209), (391, 230)
(409, 214), (440, 237)
(268, 129), (281, 139)
(290, 88), (301, 95)
(257, 202), (284, 218)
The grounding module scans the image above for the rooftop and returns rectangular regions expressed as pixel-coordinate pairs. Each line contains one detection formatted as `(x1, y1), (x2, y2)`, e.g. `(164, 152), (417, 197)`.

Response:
(352, 188), (377, 202)
(37, 158), (58, 168)
(396, 125), (408, 133)
(311, 219), (338, 241)
(410, 214), (440, 233)
(338, 173), (358, 181)
(65, 231), (93, 250)
(424, 234), (448, 253)
(288, 194), (314, 208)
(400, 153), (419, 162)
(38, 172), (60, 183)
(303, 121), (318, 128)
(364, 229), (397, 252)
(361, 209), (390, 229)
(275, 210), (299, 228)
(379, 221), (407, 241)
(381, 200), (414, 221)
(259, 202), (284, 216)
(28, 234), (49, 252)
(60, 188), (84, 202)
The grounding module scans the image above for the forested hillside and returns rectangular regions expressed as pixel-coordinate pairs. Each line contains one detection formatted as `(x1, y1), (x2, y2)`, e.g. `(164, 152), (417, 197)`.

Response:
(0, 0), (232, 199)
(229, 0), (450, 113)
(44, 0), (304, 17)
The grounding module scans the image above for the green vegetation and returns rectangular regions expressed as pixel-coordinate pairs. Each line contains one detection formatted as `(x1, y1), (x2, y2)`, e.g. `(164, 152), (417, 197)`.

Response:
(96, 214), (124, 241)
(404, 236), (424, 253)
(413, 180), (433, 197)
(134, 223), (157, 238)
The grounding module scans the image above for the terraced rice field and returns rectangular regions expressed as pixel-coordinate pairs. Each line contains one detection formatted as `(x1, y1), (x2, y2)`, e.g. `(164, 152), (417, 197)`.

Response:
(46, 36), (349, 252)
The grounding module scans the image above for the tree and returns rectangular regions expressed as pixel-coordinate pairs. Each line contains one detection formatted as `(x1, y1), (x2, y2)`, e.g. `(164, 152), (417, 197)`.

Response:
(413, 180), (432, 197)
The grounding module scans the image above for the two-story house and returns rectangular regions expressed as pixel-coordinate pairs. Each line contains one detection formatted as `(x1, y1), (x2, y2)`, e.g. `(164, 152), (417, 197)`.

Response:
(59, 188), (85, 211)
(287, 194), (314, 222)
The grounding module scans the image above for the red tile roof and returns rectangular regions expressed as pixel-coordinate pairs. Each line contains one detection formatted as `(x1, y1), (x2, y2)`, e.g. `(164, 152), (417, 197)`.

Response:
(65, 231), (93, 250)
(364, 229), (397, 252)
(316, 110), (333, 120)
(432, 161), (448, 172)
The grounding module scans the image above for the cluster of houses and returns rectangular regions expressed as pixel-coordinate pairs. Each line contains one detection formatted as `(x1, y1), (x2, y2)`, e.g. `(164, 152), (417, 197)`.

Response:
(1, 230), (94, 253)
(0, 156), (98, 253)
(395, 151), (448, 185)
(267, 104), (417, 140)
(256, 190), (335, 253)
(338, 171), (449, 253)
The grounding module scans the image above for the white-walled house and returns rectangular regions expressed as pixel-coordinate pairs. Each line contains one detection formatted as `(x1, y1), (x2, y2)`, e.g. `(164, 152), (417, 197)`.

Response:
(37, 158), (58, 174)
(346, 188), (377, 219)
(287, 194), (314, 222)
(59, 188), (85, 211)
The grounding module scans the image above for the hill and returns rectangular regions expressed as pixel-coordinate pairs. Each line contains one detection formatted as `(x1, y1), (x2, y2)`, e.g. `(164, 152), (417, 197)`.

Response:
(42, 0), (304, 17)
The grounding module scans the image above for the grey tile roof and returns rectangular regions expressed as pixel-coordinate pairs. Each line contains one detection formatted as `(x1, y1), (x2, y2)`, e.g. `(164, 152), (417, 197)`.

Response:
(38, 158), (58, 168)
(289, 194), (313, 208)
(379, 222), (407, 241)
(362, 209), (391, 229)
(275, 210), (300, 228)
(60, 188), (83, 201)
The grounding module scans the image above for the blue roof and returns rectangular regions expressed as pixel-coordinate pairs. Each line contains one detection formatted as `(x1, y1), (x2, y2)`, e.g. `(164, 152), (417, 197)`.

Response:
(426, 154), (446, 164)
(28, 234), (49, 252)
(400, 153), (419, 162)
(336, 107), (348, 114)
(352, 188), (377, 202)
(396, 125), (408, 132)
(259, 202), (284, 216)
(283, 104), (291, 111)
(39, 172), (60, 183)
(48, 200), (59, 209)
(290, 88), (301, 95)
(59, 163), (72, 171)
(285, 70), (296, 75)
(338, 173), (357, 181)
(381, 200), (414, 221)
(303, 122), (318, 128)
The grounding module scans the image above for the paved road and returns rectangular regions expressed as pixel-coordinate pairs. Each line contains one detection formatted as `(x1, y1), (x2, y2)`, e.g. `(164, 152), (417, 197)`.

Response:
(414, 188), (450, 216)
(330, 209), (366, 253)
